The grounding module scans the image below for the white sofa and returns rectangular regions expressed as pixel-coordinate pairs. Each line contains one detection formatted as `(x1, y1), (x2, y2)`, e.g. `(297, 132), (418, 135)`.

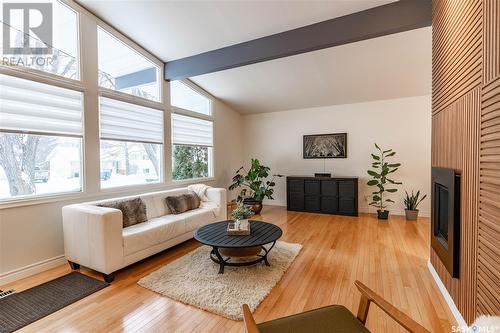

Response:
(62, 186), (226, 282)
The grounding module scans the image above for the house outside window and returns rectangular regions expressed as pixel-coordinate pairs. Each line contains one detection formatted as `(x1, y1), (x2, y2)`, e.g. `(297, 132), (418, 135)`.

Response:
(99, 97), (163, 189)
(0, 74), (83, 200)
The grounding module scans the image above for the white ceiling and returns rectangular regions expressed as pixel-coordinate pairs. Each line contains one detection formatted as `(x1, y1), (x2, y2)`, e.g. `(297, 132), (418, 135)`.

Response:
(79, 0), (395, 61)
(193, 27), (432, 114)
(78, 0), (430, 114)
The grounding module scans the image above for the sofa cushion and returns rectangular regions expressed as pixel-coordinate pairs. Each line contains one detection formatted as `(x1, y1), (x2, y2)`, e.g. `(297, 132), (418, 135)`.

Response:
(200, 201), (219, 214)
(140, 192), (171, 219)
(98, 198), (147, 228)
(181, 207), (217, 232)
(165, 192), (200, 214)
(122, 215), (187, 256)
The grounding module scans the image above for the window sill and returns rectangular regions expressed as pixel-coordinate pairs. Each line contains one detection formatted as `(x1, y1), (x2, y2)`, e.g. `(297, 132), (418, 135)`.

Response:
(99, 181), (164, 194)
(0, 179), (217, 210)
(171, 177), (216, 186)
(0, 191), (85, 210)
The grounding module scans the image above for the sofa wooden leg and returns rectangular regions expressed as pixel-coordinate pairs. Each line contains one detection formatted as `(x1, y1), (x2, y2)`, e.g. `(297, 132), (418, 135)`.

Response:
(102, 272), (115, 283)
(68, 261), (80, 270)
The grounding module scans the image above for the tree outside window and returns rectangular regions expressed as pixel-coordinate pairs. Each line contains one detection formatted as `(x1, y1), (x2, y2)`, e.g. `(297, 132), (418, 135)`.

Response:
(172, 145), (209, 180)
(0, 134), (82, 199)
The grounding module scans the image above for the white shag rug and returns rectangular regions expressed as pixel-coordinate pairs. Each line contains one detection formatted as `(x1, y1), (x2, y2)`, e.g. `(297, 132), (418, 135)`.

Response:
(138, 241), (302, 320)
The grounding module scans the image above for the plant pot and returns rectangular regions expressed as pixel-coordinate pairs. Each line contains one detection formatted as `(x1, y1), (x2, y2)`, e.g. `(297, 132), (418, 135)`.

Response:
(377, 210), (389, 219)
(405, 209), (419, 221)
(243, 199), (263, 215)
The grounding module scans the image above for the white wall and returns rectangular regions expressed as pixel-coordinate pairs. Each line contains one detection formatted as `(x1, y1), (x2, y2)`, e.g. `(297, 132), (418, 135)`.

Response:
(242, 95), (432, 216)
(213, 100), (244, 198)
(0, 101), (243, 283)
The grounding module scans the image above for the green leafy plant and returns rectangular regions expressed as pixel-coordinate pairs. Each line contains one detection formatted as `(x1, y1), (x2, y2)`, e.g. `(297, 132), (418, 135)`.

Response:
(231, 202), (254, 220)
(367, 143), (402, 211)
(404, 190), (427, 211)
(229, 158), (283, 202)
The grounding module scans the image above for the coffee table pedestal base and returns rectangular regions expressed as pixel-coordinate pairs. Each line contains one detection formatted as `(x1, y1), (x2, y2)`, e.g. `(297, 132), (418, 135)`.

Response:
(210, 241), (276, 274)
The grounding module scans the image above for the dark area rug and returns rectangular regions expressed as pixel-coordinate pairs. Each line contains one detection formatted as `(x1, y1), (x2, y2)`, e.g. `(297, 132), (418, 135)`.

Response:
(0, 272), (108, 333)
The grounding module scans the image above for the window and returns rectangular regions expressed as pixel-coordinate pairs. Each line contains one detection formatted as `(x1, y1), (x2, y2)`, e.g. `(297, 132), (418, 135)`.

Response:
(171, 81), (214, 181)
(97, 27), (160, 101)
(171, 80), (211, 115)
(0, 74), (83, 200)
(171, 114), (213, 180)
(0, 0), (80, 80)
(99, 97), (163, 188)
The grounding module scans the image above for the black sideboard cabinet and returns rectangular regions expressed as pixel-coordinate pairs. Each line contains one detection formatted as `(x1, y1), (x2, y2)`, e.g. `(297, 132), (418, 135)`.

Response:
(286, 176), (358, 216)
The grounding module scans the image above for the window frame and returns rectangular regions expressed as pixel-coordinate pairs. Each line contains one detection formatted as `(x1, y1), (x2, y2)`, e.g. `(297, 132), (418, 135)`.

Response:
(170, 79), (213, 117)
(0, 0), (85, 206)
(0, 0), (170, 208)
(0, 68), (86, 203)
(95, 24), (166, 192)
(97, 95), (165, 191)
(96, 23), (163, 105)
(92, 15), (168, 192)
(0, 0), (82, 83)
(171, 79), (215, 182)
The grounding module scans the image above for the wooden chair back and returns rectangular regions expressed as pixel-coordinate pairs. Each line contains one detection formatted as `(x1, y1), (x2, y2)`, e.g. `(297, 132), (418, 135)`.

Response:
(242, 280), (431, 333)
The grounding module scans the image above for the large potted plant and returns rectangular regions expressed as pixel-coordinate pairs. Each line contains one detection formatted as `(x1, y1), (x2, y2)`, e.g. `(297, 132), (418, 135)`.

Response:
(403, 190), (427, 221)
(367, 144), (402, 219)
(229, 158), (283, 214)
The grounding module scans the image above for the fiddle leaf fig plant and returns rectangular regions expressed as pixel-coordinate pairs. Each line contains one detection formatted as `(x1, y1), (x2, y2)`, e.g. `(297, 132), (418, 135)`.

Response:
(229, 158), (283, 202)
(367, 143), (402, 213)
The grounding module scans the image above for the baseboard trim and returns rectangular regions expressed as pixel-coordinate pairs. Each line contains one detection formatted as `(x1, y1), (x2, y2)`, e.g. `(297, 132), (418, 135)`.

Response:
(427, 260), (467, 327)
(262, 201), (430, 218)
(262, 200), (286, 207)
(360, 208), (430, 217)
(264, 199), (430, 217)
(0, 255), (66, 285)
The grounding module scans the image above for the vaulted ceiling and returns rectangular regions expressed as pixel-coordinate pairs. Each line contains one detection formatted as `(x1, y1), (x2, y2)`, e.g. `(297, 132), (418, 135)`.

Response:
(79, 0), (430, 113)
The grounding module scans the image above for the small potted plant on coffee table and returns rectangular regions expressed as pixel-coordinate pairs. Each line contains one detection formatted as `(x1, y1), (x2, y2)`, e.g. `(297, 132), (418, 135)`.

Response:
(224, 203), (259, 256)
(403, 190), (427, 221)
(231, 202), (253, 228)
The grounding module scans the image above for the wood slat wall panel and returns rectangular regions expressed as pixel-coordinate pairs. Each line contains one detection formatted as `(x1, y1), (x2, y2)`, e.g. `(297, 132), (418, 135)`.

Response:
(430, 89), (481, 324)
(432, 0), (500, 323)
(479, 76), (500, 317)
(432, 0), (483, 115)
(483, 0), (500, 84)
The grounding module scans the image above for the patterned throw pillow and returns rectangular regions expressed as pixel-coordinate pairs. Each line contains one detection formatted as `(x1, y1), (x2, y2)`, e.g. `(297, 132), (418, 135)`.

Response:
(98, 198), (148, 228)
(165, 192), (200, 214)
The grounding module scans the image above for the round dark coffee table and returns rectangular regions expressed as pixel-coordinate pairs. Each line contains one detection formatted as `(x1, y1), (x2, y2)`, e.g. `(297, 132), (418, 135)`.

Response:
(194, 220), (282, 274)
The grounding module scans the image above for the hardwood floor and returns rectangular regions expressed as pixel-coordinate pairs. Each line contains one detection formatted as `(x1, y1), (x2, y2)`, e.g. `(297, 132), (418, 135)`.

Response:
(2, 207), (456, 332)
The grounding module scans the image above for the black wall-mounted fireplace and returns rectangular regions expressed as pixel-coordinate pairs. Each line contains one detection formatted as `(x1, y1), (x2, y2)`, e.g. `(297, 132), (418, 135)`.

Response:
(431, 167), (461, 278)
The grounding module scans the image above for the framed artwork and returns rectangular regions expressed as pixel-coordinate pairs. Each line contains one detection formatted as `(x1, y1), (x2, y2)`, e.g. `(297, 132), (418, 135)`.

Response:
(303, 133), (347, 159)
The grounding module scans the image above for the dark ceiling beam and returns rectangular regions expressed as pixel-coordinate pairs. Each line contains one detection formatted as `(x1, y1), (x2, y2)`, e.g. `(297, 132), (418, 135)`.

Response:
(164, 0), (431, 81)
